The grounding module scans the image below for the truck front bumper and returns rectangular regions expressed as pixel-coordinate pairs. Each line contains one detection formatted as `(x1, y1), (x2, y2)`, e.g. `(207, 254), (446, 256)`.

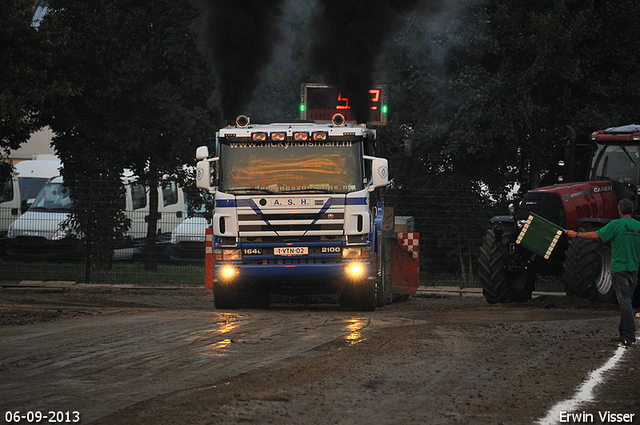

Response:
(215, 261), (372, 284)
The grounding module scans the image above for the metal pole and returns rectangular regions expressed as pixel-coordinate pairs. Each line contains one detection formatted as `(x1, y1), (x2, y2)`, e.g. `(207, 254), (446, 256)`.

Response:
(84, 179), (92, 283)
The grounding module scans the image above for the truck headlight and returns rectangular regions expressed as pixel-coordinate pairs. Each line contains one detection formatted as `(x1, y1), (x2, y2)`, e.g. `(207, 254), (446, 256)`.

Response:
(215, 249), (242, 261)
(342, 247), (371, 259)
(7, 224), (14, 239)
(52, 227), (69, 241)
(224, 249), (242, 260)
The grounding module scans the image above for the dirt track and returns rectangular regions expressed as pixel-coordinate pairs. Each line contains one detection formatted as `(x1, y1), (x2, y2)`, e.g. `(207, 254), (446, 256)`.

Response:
(0, 286), (638, 425)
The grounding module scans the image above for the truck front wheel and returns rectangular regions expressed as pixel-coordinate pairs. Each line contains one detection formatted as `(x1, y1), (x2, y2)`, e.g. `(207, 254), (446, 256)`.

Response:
(478, 226), (536, 304)
(213, 282), (239, 309)
(352, 280), (377, 311)
(563, 225), (615, 303)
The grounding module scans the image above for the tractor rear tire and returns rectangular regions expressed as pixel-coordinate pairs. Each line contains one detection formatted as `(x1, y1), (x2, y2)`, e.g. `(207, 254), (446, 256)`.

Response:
(478, 226), (536, 304)
(563, 225), (616, 303)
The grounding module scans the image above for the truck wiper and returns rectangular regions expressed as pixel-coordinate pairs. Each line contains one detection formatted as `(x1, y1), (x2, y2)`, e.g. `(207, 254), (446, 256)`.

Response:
(228, 187), (275, 194)
(281, 188), (335, 194)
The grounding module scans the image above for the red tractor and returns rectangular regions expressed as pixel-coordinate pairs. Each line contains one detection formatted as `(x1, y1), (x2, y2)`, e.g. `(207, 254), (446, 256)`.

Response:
(479, 124), (640, 305)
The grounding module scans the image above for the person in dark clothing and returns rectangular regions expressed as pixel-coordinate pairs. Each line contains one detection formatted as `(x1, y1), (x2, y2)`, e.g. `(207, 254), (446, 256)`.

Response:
(566, 198), (640, 347)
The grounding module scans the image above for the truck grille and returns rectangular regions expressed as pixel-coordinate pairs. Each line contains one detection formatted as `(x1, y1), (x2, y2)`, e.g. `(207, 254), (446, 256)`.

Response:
(241, 235), (339, 243)
(237, 210), (345, 237)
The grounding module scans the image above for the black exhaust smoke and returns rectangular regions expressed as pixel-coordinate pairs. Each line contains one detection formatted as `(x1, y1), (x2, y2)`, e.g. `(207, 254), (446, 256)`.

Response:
(198, 0), (444, 124)
(197, 0), (286, 123)
(309, 0), (444, 123)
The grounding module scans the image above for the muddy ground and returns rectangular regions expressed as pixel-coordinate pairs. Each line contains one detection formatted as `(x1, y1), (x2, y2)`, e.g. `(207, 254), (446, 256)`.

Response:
(0, 286), (638, 425)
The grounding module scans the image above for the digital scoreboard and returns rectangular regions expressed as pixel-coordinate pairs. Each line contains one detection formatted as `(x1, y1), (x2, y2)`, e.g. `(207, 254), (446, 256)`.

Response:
(300, 83), (388, 125)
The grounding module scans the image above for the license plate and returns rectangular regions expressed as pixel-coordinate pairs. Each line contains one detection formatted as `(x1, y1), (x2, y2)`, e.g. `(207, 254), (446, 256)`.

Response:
(274, 247), (308, 256)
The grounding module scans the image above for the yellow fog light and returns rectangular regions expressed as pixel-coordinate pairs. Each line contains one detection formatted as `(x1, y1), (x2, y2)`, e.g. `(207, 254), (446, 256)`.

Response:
(344, 264), (363, 276)
(221, 266), (240, 278)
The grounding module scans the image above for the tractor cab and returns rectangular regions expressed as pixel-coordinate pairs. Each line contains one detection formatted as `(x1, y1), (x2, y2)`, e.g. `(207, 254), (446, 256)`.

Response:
(589, 124), (640, 212)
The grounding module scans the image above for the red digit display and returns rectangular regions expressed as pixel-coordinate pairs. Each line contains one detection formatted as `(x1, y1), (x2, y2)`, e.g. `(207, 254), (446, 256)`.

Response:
(336, 92), (350, 110)
(301, 84), (387, 125)
(369, 89), (380, 110)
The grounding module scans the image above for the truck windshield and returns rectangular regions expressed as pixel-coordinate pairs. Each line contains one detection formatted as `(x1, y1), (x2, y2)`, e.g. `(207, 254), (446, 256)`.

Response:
(218, 139), (363, 194)
(590, 143), (640, 187)
(30, 181), (74, 212)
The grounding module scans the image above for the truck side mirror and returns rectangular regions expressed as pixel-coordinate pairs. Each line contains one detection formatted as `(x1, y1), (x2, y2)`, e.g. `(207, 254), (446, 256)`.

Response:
(195, 146), (218, 193)
(364, 156), (388, 191)
(196, 146), (209, 160)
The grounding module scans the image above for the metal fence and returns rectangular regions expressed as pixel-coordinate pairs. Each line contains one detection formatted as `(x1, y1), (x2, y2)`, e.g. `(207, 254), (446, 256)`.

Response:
(385, 188), (496, 289)
(0, 189), (565, 291)
(0, 206), (201, 284)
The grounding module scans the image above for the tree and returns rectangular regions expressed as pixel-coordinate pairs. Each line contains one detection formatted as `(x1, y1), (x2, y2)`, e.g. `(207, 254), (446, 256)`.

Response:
(40, 0), (218, 270)
(371, 0), (640, 275)
(378, 0), (640, 200)
(0, 0), (51, 182)
(441, 0), (640, 196)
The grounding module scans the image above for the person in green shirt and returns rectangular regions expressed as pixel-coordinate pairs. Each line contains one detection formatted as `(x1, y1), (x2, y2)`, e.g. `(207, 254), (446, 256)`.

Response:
(566, 198), (640, 347)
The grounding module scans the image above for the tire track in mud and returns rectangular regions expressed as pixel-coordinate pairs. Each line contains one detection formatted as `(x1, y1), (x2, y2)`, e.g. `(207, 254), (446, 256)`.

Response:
(88, 308), (623, 425)
(0, 307), (412, 423)
(1, 292), (635, 425)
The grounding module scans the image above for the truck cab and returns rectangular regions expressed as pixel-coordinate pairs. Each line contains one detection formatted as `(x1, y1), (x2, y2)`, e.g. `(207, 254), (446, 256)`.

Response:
(196, 117), (389, 310)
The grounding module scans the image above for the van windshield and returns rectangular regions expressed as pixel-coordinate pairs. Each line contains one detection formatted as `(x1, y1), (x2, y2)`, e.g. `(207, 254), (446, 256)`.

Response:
(0, 179), (12, 203)
(30, 182), (74, 212)
(18, 177), (50, 207)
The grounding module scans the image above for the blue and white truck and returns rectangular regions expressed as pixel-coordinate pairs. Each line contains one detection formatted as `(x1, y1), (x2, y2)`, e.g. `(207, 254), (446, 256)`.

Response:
(196, 114), (389, 310)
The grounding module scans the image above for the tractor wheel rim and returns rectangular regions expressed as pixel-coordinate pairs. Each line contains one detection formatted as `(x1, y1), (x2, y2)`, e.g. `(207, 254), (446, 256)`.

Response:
(596, 246), (612, 295)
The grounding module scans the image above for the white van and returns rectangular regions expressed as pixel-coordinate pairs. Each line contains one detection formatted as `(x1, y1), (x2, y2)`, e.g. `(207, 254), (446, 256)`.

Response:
(5, 173), (185, 260)
(0, 155), (61, 243)
(169, 204), (209, 262)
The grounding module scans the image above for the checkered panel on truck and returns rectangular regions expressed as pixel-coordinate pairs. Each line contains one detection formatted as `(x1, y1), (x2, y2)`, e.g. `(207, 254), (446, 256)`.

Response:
(397, 232), (420, 259)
